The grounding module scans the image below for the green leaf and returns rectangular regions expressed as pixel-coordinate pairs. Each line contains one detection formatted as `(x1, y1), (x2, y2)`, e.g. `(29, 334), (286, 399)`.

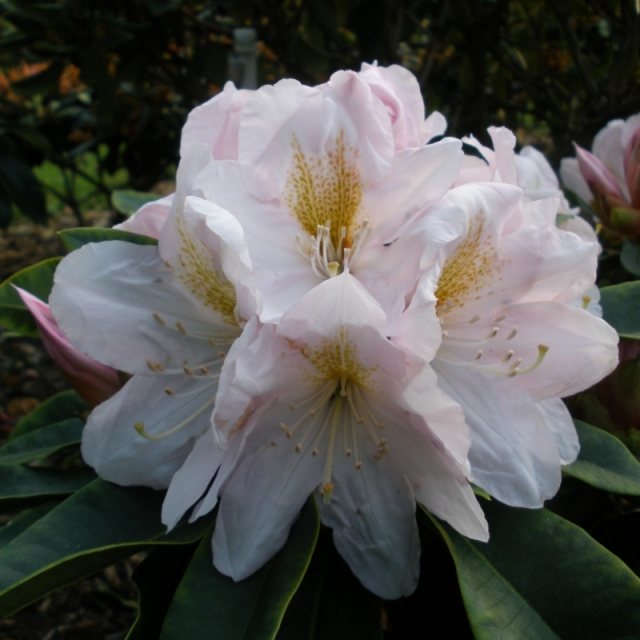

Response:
(0, 257), (61, 336)
(11, 390), (87, 440)
(160, 499), (320, 640)
(0, 417), (83, 464)
(0, 465), (94, 504)
(620, 240), (640, 277)
(0, 503), (57, 547)
(600, 281), (640, 339)
(277, 532), (382, 640)
(0, 479), (212, 616)
(431, 501), (640, 640)
(126, 545), (197, 640)
(563, 420), (640, 495)
(59, 227), (157, 252)
(111, 189), (160, 215)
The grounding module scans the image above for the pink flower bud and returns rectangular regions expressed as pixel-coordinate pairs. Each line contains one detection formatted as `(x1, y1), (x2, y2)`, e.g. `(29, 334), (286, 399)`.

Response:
(15, 287), (121, 407)
(574, 143), (625, 202)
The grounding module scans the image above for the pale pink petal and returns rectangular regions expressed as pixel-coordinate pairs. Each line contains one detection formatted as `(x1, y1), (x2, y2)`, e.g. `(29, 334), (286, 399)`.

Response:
(537, 398), (579, 465)
(485, 301), (619, 400)
(211, 422), (324, 580)
(323, 69), (395, 175)
(360, 138), (462, 232)
(319, 444), (421, 599)
(357, 62), (428, 148)
(159, 195), (257, 323)
(194, 159), (322, 323)
(560, 157), (593, 204)
(237, 79), (322, 187)
(518, 146), (559, 191)
(424, 111), (448, 141)
(487, 126), (518, 185)
(435, 361), (562, 507)
(456, 135), (495, 185)
(51, 241), (225, 374)
(81, 372), (216, 489)
(592, 118), (628, 195)
(504, 198), (599, 304)
(114, 194), (173, 239)
(388, 418), (488, 540)
(391, 272), (441, 360)
(162, 428), (224, 529)
(180, 81), (251, 160)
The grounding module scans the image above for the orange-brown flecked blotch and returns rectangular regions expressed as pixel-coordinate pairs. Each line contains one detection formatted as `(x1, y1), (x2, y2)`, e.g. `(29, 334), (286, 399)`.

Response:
(435, 215), (498, 314)
(305, 327), (376, 388)
(285, 130), (362, 248)
(176, 216), (238, 326)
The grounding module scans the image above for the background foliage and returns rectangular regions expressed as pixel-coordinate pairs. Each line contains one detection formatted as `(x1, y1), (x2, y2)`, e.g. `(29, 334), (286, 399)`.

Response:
(0, 0), (639, 225)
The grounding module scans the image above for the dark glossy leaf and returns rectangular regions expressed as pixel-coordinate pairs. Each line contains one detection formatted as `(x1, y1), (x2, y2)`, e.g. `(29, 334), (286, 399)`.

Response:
(620, 240), (640, 277)
(277, 531), (382, 640)
(126, 544), (197, 640)
(111, 189), (160, 215)
(563, 420), (640, 495)
(59, 227), (157, 252)
(10, 390), (87, 441)
(432, 501), (640, 640)
(600, 281), (640, 339)
(160, 499), (320, 640)
(0, 257), (61, 336)
(0, 465), (94, 504)
(0, 503), (58, 547)
(0, 479), (211, 616)
(0, 418), (83, 464)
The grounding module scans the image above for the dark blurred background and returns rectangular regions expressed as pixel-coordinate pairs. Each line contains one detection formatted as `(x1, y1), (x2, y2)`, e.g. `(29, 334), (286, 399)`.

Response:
(0, 0), (639, 226)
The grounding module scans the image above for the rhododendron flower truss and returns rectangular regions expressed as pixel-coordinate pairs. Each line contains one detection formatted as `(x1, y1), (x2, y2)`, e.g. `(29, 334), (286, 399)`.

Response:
(163, 274), (488, 599)
(50, 189), (255, 489)
(399, 183), (619, 507)
(190, 67), (462, 322)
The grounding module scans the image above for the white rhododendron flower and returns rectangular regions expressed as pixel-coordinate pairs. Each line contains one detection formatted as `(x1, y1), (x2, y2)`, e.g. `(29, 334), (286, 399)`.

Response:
(399, 182), (618, 506)
(48, 63), (621, 600)
(51, 146), (256, 488)
(185, 65), (462, 323)
(163, 274), (487, 599)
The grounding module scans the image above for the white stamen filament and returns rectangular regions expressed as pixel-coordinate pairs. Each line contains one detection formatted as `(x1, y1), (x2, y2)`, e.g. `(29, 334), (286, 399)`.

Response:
(296, 219), (371, 278)
(279, 377), (386, 505)
(134, 396), (215, 441)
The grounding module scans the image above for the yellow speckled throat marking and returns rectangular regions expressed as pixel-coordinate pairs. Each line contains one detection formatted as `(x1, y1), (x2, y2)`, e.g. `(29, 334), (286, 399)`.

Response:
(176, 217), (238, 326)
(306, 328), (376, 388)
(435, 215), (498, 314)
(285, 130), (362, 248)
